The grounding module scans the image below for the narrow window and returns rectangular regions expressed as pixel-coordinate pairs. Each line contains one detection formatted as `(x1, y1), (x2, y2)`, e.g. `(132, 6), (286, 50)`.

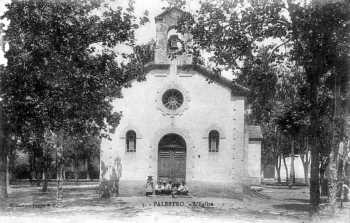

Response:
(126, 130), (136, 152)
(209, 130), (219, 152)
(168, 35), (181, 50)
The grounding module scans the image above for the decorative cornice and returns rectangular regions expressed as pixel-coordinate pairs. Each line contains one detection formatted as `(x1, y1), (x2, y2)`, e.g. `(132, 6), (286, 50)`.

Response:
(144, 62), (170, 73)
(127, 63), (249, 97)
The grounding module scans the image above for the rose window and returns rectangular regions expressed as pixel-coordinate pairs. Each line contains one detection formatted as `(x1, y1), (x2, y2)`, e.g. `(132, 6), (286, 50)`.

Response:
(162, 89), (184, 110)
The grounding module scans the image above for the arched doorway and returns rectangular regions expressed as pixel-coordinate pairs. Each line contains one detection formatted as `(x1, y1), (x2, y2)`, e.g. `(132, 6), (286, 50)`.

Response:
(158, 133), (186, 183)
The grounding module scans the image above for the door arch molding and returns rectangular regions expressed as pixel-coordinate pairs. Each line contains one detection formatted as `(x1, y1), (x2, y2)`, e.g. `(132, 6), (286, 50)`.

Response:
(152, 126), (194, 149)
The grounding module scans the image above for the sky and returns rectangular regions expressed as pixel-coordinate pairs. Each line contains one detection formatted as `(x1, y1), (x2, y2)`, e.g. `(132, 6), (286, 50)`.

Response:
(0, 0), (279, 80)
(0, 0), (194, 65)
(96, 0), (201, 44)
(0, 0), (220, 76)
(0, 0), (164, 62)
(0, 0), (11, 65)
(0, 0), (199, 45)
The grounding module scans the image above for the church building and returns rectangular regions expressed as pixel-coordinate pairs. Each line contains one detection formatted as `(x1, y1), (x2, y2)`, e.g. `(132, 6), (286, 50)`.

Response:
(100, 8), (262, 197)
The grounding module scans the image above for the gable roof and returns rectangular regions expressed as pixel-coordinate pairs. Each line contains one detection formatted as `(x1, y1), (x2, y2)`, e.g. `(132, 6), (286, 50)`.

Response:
(141, 63), (249, 96)
(178, 64), (249, 96)
(155, 7), (184, 21)
(247, 125), (263, 141)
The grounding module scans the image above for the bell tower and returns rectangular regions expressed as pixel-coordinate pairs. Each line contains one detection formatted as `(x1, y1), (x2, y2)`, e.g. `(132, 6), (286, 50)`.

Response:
(154, 8), (192, 65)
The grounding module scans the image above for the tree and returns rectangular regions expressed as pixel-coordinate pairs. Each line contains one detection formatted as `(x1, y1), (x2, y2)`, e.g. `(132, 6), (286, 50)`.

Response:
(287, 1), (349, 212)
(162, 0), (187, 10)
(175, 0), (294, 187)
(277, 101), (310, 185)
(177, 0), (349, 212)
(0, 99), (6, 202)
(274, 66), (310, 186)
(239, 47), (281, 181)
(64, 134), (100, 181)
(0, 0), (148, 202)
(299, 135), (311, 186)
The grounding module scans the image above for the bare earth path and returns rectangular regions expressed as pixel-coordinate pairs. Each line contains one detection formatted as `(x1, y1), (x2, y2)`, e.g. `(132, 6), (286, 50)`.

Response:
(0, 183), (349, 223)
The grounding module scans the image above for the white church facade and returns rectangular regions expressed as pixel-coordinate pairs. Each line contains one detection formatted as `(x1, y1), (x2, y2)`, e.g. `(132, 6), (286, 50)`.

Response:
(100, 8), (262, 197)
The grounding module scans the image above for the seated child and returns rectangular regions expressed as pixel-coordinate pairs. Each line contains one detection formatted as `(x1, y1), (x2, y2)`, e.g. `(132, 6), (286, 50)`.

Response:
(160, 182), (167, 195)
(164, 181), (172, 195)
(177, 182), (189, 195)
(155, 181), (164, 195)
(145, 176), (154, 196)
(171, 183), (178, 198)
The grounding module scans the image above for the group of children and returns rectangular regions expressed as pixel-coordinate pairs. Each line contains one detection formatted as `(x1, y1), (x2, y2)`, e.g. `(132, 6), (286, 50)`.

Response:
(145, 176), (189, 197)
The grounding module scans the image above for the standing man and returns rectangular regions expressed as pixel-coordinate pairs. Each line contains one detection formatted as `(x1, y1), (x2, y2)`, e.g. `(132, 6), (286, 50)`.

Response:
(145, 176), (154, 196)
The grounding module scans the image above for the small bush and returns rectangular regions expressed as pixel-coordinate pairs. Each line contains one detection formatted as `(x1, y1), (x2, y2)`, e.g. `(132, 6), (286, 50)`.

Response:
(98, 179), (119, 199)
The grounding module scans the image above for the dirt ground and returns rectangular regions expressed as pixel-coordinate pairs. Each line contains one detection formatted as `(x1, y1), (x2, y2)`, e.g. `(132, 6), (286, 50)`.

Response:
(0, 183), (349, 223)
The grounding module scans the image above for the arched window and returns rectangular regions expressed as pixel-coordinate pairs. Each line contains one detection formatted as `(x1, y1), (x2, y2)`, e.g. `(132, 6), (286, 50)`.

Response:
(168, 34), (181, 50)
(126, 130), (136, 152)
(208, 130), (219, 152)
(167, 28), (183, 53)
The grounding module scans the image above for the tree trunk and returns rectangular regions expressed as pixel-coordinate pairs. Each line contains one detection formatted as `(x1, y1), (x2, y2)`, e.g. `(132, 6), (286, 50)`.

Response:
(8, 148), (15, 186)
(327, 150), (338, 212)
(300, 152), (310, 186)
(42, 147), (49, 192)
(0, 107), (8, 201)
(85, 158), (90, 180)
(309, 66), (321, 214)
(310, 142), (320, 213)
(56, 130), (64, 207)
(63, 169), (66, 180)
(328, 141), (347, 209)
(73, 157), (79, 184)
(300, 137), (310, 186)
(36, 170), (42, 187)
(290, 138), (296, 185)
(0, 148), (7, 202)
(283, 155), (289, 183)
(320, 156), (329, 196)
(6, 156), (10, 189)
(339, 141), (348, 207)
(30, 151), (36, 185)
(274, 129), (282, 183)
(276, 154), (282, 183)
(42, 170), (48, 192)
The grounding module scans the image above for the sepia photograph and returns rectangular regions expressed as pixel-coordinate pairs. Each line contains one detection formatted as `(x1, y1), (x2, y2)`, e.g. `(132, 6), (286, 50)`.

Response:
(0, 0), (349, 222)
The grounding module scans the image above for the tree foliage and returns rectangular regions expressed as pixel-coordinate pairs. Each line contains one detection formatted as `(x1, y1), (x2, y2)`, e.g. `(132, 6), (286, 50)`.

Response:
(0, 0), (150, 199)
(176, 0), (349, 211)
(2, 0), (135, 138)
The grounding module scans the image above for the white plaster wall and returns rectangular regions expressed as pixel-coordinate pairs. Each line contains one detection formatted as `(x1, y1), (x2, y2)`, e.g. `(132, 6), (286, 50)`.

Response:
(101, 66), (246, 186)
(247, 141), (261, 184)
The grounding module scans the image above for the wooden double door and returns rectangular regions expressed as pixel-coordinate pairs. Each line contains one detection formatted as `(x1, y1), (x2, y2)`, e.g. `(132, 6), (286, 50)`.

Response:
(157, 134), (186, 183)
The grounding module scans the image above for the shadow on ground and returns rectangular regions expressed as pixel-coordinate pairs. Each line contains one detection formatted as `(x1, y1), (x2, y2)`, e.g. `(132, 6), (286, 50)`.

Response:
(285, 198), (310, 203)
(273, 203), (310, 212)
(1, 183), (349, 223)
